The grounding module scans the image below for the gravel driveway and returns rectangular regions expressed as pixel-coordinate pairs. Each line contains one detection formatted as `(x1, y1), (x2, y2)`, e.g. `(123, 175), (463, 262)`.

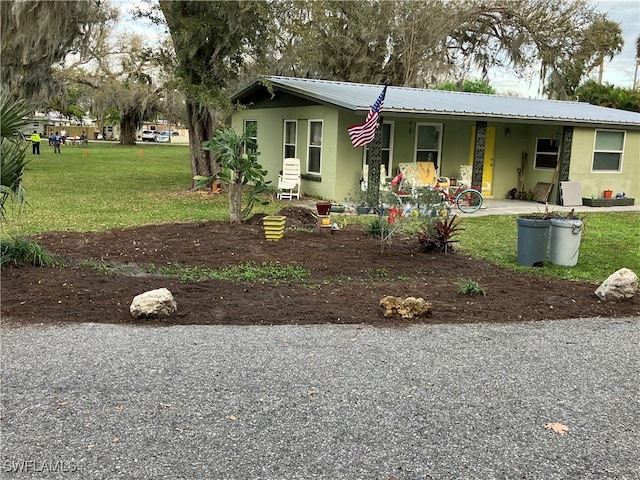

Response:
(1, 318), (638, 479)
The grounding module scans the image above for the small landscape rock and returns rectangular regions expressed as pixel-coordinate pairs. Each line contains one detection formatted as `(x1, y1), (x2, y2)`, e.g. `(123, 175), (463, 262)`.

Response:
(380, 296), (432, 319)
(594, 268), (638, 301)
(130, 288), (177, 319)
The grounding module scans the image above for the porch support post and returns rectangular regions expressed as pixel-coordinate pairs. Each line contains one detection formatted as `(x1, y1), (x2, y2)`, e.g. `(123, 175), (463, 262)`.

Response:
(472, 121), (487, 190)
(367, 116), (383, 207)
(559, 126), (573, 182)
(556, 125), (574, 203)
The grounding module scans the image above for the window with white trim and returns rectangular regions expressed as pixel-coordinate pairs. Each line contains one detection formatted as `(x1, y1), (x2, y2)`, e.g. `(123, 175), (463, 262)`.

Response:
(364, 122), (393, 177)
(593, 130), (625, 172)
(243, 119), (257, 153)
(283, 120), (297, 159)
(307, 120), (323, 174)
(534, 138), (559, 169)
(415, 123), (443, 168)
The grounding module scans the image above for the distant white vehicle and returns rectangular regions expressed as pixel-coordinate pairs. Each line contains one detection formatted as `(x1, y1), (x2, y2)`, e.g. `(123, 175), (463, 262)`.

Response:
(157, 131), (179, 143)
(141, 130), (159, 142)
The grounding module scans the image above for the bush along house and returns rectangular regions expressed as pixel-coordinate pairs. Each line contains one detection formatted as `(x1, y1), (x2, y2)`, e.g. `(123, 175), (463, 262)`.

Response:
(231, 76), (640, 205)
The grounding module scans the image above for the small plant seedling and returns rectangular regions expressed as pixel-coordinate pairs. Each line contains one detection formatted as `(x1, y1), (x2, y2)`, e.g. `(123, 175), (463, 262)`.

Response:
(375, 267), (390, 278)
(93, 263), (113, 275)
(457, 278), (486, 297)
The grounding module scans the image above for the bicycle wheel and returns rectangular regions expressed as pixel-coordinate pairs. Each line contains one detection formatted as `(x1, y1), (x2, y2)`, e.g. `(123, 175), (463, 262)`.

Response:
(455, 189), (483, 213)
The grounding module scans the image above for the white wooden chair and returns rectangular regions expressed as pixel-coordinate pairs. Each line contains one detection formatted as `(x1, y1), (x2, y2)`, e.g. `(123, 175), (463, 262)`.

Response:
(458, 164), (489, 192)
(277, 158), (301, 200)
(458, 165), (472, 188)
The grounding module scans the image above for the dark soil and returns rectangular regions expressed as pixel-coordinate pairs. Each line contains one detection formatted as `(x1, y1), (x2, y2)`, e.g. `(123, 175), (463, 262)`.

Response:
(2, 207), (637, 327)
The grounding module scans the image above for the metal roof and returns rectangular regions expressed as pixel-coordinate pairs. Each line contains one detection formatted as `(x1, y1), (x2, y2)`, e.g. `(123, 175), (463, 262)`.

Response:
(234, 76), (640, 128)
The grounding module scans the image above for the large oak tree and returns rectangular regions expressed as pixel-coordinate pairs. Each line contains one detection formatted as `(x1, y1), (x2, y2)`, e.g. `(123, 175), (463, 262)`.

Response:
(142, 1), (271, 178)
(271, 0), (623, 98)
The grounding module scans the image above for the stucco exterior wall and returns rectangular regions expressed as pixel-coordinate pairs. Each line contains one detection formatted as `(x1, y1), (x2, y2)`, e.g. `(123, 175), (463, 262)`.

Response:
(234, 106), (639, 205)
(233, 106), (341, 201)
(335, 112), (366, 202)
(568, 127), (639, 201)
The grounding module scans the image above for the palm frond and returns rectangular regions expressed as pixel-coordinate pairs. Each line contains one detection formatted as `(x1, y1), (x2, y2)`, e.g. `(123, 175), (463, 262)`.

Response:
(0, 93), (31, 220)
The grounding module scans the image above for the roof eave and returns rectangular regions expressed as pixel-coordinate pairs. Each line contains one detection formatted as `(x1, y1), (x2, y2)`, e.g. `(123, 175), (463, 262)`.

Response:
(369, 109), (640, 129)
(234, 77), (640, 129)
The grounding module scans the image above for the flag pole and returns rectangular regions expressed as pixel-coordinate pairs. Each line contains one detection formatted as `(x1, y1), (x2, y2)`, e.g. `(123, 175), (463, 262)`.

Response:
(367, 115), (384, 209)
(347, 85), (387, 209)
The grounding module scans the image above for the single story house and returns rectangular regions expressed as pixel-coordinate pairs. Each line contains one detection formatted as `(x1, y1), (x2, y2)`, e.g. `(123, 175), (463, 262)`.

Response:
(21, 113), (100, 140)
(231, 76), (640, 204)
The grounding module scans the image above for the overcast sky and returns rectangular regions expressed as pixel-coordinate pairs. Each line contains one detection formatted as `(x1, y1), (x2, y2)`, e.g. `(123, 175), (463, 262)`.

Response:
(115, 0), (639, 97)
(464, 0), (639, 96)
(594, 0), (639, 86)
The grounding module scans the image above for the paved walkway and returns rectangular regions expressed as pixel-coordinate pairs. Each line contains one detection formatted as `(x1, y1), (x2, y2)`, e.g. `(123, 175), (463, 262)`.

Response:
(457, 198), (640, 217)
(293, 197), (639, 217)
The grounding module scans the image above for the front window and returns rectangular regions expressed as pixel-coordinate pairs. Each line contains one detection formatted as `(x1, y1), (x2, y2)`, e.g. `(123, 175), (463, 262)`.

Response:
(534, 138), (559, 169)
(307, 120), (323, 174)
(244, 119), (257, 153)
(283, 120), (297, 159)
(415, 124), (442, 168)
(593, 130), (624, 172)
(364, 122), (393, 177)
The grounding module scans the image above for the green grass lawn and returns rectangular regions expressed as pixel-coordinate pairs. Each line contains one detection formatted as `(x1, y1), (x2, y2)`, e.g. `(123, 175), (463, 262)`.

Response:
(2, 142), (638, 283)
(458, 213), (640, 282)
(1, 142), (280, 235)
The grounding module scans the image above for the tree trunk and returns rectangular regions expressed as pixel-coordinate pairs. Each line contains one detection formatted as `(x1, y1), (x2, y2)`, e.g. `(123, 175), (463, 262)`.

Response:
(228, 178), (243, 224)
(119, 112), (138, 145)
(187, 100), (217, 182)
(598, 57), (604, 84)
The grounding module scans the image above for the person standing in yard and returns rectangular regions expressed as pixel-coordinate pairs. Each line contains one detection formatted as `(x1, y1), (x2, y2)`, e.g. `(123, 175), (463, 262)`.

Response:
(53, 131), (62, 154)
(30, 130), (41, 155)
(60, 128), (67, 144)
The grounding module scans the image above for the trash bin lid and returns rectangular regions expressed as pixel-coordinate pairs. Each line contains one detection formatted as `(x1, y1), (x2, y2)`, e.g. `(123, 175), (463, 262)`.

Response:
(550, 218), (583, 227)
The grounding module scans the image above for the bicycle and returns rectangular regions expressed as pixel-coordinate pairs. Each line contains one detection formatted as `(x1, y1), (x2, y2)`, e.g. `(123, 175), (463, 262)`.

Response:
(435, 183), (483, 213)
(390, 172), (483, 214)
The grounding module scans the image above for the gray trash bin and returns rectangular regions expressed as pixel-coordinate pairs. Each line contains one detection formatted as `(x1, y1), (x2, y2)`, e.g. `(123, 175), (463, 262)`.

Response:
(549, 218), (583, 266)
(516, 216), (551, 266)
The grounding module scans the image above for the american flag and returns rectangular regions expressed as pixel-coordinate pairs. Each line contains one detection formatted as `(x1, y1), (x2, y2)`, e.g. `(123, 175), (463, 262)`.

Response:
(347, 86), (387, 148)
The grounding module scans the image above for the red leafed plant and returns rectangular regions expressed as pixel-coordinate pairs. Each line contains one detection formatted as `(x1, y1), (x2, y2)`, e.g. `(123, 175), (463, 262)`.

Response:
(414, 215), (464, 254)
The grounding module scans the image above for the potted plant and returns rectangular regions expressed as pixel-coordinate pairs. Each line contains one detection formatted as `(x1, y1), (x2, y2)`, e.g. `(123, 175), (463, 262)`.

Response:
(348, 188), (372, 214)
(316, 201), (332, 216)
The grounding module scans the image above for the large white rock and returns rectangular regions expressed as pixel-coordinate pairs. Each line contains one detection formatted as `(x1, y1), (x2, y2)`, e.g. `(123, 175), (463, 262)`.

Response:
(594, 268), (638, 301)
(130, 288), (177, 319)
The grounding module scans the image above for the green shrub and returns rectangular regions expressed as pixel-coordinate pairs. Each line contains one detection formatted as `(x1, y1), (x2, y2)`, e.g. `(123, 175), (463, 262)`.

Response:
(365, 216), (392, 238)
(0, 237), (60, 267)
